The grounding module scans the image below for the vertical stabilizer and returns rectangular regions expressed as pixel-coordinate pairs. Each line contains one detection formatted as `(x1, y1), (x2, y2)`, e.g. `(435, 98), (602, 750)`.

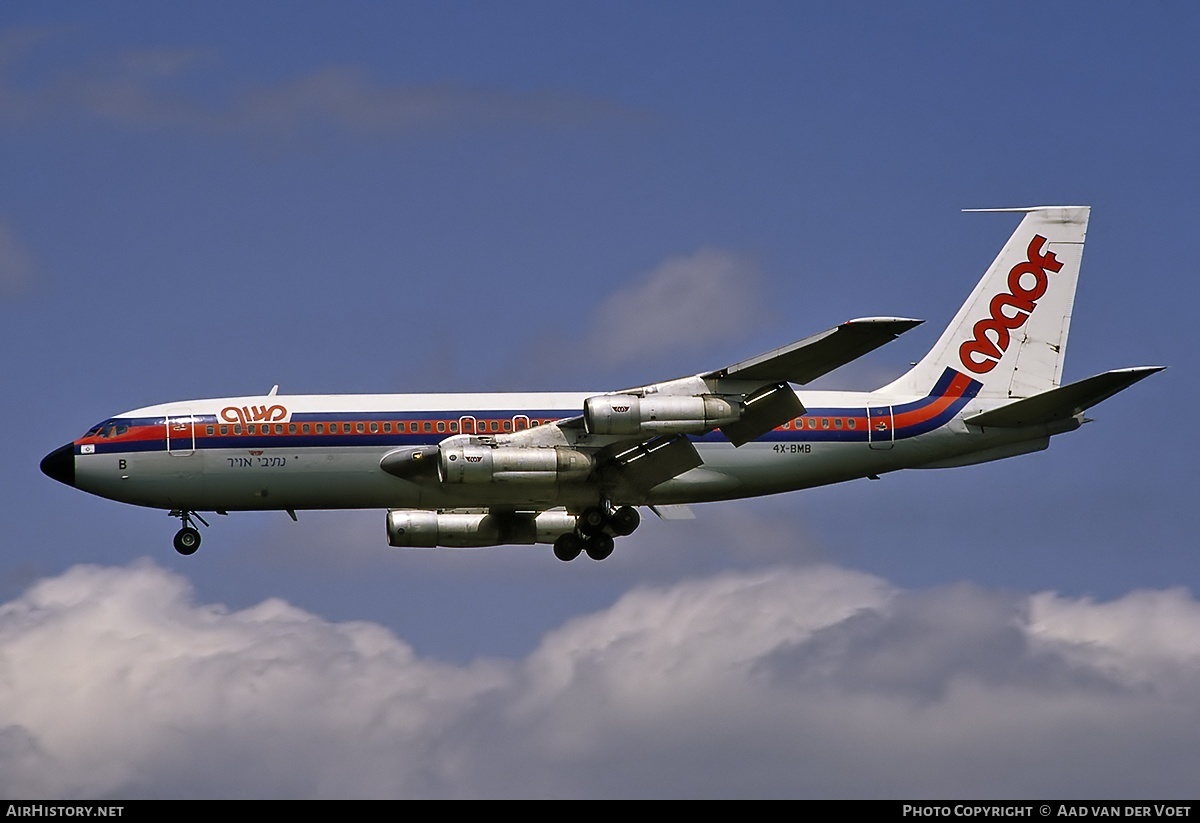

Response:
(881, 206), (1090, 398)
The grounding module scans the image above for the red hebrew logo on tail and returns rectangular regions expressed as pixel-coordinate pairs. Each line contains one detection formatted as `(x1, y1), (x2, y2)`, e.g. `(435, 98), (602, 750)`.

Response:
(958, 235), (1063, 374)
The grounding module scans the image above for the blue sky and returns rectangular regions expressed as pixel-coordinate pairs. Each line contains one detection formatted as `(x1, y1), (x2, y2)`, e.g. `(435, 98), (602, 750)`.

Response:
(2, 1), (1198, 799)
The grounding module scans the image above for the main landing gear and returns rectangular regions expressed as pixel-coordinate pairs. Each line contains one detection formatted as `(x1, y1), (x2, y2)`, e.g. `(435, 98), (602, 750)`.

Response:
(553, 504), (641, 562)
(169, 510), (209, 556)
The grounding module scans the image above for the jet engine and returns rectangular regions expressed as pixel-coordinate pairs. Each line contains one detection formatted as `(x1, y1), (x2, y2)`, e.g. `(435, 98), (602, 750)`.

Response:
(438, 444), (593, 485)
(583, 393), (740, 436)
(386, 509), (577, 548)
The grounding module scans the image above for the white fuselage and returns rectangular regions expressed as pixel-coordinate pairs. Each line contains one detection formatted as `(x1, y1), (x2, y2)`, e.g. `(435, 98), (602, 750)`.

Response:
(68, 373), (1054, 515)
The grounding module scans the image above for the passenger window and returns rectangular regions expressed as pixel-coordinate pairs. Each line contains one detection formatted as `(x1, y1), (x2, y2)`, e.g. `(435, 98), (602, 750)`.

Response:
(234, 425), (242, 435)
(834, 418), (843, 429)
(315, 423), (324, 434)
(383, 422), (391, 433)
(343, 423), (351, 433)
(275, 424), (284, 435)
(220, 425), (229, 435)
(370, 422), (379, 434)
(288, 424), (297, 434)
(206, 425), (214, 436)
(821, 418), (830, 429)
(437, 421), (446, 433)
(450, 421), (458, 432)
(848, 419), (856, 429)
(423, 422), (431, 433)
(503, 421), (511, 432)
(356, 422), (364, 433)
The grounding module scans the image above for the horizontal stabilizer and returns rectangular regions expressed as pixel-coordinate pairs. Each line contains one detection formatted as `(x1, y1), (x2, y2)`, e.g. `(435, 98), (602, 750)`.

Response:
(706, 317), (923, 385)
(965, 367), (1164, 428)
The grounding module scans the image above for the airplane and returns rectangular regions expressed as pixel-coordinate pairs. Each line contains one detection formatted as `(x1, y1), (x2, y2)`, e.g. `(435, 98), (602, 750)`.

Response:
(40, 206), (1162, 562)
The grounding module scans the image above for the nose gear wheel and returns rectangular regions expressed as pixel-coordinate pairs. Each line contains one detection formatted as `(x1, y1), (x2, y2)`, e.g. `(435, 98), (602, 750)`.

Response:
(168, 510), (209, 556)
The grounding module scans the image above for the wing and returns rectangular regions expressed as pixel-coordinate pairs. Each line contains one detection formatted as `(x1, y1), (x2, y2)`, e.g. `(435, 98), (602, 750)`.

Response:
(543, 316), (924, 491)
(381, 316), (924, 499)
(703, 316), (923, 384)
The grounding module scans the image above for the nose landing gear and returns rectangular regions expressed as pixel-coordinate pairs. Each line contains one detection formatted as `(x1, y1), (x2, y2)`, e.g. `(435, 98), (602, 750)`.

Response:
(169, 510), (209, 555)
(553, 504), (640, 562)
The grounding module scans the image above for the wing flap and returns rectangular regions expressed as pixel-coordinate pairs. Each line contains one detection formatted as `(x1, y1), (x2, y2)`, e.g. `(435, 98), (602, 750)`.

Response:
(719, 382), (806, 447)
(705, 317), (923, 385)
(603, 434), (703, 494)
(965, 367), (1164, 428)
(648, 504), (695, 520)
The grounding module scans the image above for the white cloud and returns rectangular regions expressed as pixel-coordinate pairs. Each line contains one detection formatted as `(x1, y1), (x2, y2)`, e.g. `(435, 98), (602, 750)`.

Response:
(581, 248), (764, 369)
(0, 561), (508, 798)
(4, 560), (1200, 798)
(229, 66), (623, 135)
(1029, 587), (1200, 685)
(0, 38), (628, 136)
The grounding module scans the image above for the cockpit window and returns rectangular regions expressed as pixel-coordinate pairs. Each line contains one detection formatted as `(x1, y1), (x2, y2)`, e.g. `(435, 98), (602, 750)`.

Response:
(85, 420), (113, 438)
(84, 419), (129, 439)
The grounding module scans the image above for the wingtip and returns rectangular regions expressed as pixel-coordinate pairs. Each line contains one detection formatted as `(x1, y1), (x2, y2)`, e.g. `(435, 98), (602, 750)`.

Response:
(1111, 365), (1167, 375)
(844, 316), (924, 328)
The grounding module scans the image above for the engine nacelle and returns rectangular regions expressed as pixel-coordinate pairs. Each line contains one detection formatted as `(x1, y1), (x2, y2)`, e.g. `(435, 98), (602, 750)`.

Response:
(438, 445), (592, 485)
(584, 393), (740, 436)
(386, 509), (577, 548)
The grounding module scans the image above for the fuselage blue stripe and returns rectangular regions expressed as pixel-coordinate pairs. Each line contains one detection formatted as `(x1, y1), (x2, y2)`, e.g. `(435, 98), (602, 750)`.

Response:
(80, 368), (984, 455)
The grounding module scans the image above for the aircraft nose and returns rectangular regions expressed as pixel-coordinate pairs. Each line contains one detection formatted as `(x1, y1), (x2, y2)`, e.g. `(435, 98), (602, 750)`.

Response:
(40, 443), (76, 487)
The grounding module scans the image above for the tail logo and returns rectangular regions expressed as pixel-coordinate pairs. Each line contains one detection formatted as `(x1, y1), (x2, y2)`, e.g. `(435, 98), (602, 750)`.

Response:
(958, 235), (1063, 374)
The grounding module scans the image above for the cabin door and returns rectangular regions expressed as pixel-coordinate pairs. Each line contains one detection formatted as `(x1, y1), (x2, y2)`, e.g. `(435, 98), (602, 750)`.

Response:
(166, 411), (195, 456)
(867, 406), (894, 450)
